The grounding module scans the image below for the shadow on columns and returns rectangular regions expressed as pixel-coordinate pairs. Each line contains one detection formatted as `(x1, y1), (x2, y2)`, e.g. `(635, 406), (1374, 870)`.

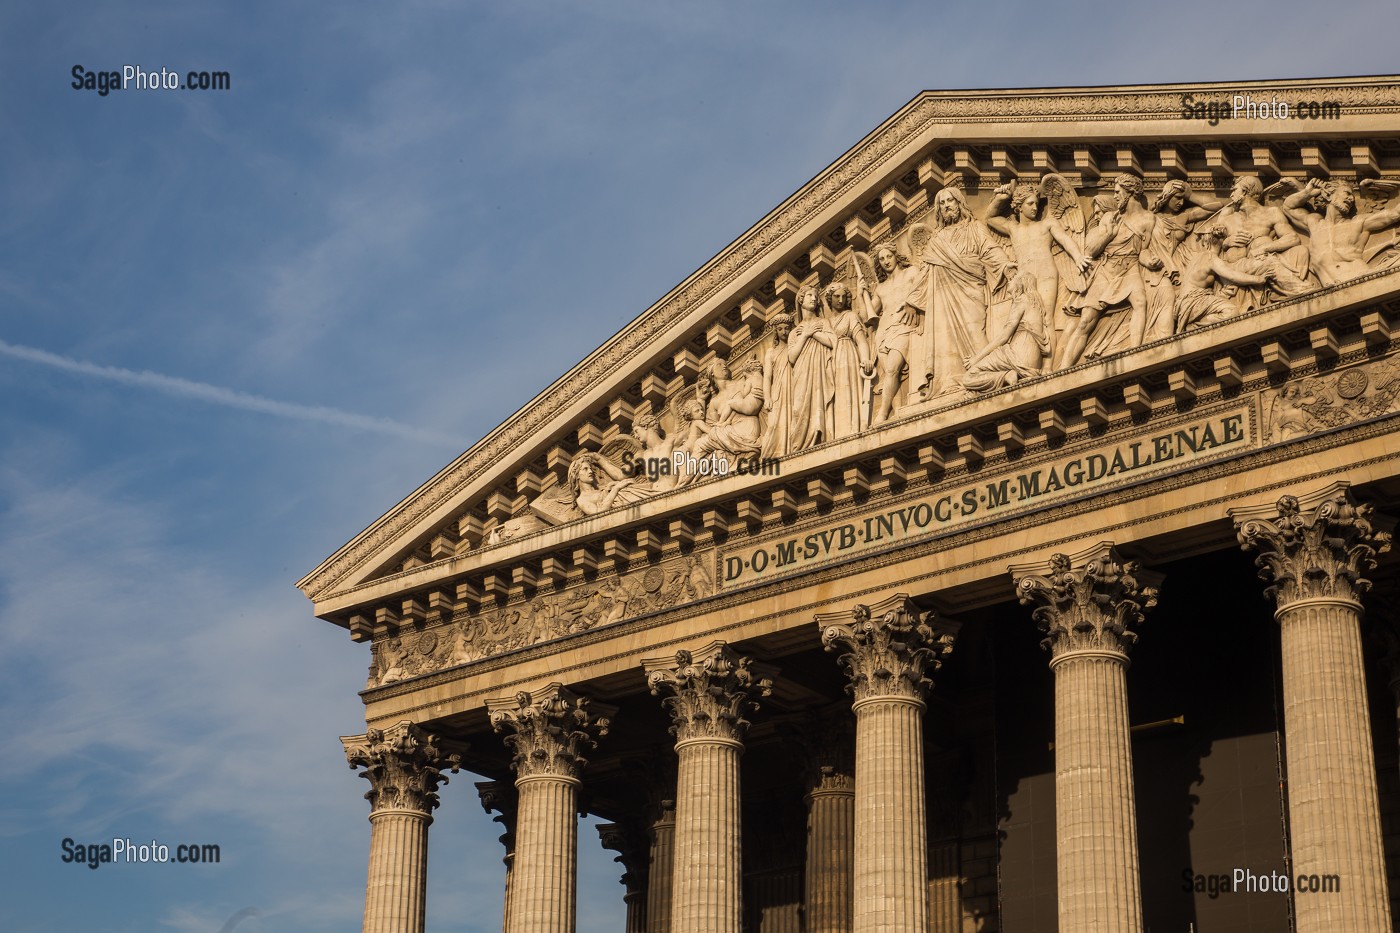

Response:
(991, 545), (1291, 933)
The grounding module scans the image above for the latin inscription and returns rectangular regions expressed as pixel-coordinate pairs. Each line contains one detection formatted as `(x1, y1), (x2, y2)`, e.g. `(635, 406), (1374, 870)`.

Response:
(720, 408), (1250, 587)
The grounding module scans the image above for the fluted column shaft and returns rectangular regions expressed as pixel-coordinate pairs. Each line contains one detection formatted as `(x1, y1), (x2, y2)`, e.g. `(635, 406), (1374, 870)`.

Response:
(1013, 543), (1158, 933)
(818, 595), (956, 933)
(363, 809), (430, 933)
(804, 785), (855, 933)
(623, 891), (646, 933)
(343, 722), (463, 933)
(1235, 484), (1394, 933)
(672, 736), (744, 932)
(646, 805), (676, 933)
(644, 643), (772, 933)
(1279, 597), (1390, 930)
(487, 685), (613, 933)
(853, 694), (929, 933)
(1051, 649), (1141, 933)
(927, 841), (960, 932)
(508, 775), (579, 933)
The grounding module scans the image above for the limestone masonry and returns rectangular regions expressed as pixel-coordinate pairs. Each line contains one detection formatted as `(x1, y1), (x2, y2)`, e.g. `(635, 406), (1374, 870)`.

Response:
(302, 77), (1400, 932)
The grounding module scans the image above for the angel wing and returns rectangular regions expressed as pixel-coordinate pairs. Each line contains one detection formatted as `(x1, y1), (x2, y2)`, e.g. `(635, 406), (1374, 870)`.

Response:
(851, 250), (877, 288)
(904, 223), (931, 261)
(600, 435), (643, 468)
(1263, 178), (1301, 203)
(1039, 173), (1085, 237)
(1360, 178), (1400, 201)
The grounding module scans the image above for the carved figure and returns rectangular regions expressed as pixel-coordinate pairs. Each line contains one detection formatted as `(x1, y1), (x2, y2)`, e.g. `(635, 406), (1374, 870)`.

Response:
(1145, 180), (1227, 342)
(625, 412), (681, 492)
(760, 312), (796, 459)
(858, 242), (925, 424)
(1214, 174), (1314, 307)
(1060, 174), (1160, 367)
(1175, 225), (1275, 330)
(983, 177), (1090, 365)
(690, 359), (764, 463)
(911, 187), (1015, 400)
(787, 285), (835, 449)
(1150, 180), (1221, 268)
(824, 281), (874, 438)
(962, 272), (1052, 391)
(567, 452), (650, 515)
(1281, 179), (1400, 286)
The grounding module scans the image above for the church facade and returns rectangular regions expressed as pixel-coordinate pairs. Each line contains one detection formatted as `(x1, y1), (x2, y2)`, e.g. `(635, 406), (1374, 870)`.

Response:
(300, 77), (1400, 933)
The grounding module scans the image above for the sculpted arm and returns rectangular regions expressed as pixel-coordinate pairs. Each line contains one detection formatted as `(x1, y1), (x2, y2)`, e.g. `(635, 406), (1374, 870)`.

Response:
(1281, 181), (1321, 232)
(983, 185), (1013, 236)
(1048, 218), (1091, 270)
(1084, 213), (1117, 258)
(1362, 203), (1400, 233)
(729, 383), (764, 417)
(967, 301), (1025, 369)
(1262, 209), (1301, 254)
(1210, 255), (1272, 288)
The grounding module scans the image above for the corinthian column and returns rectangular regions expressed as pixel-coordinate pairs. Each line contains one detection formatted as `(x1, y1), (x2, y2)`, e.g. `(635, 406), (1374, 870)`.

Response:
(598, 821), (649, 933)
(1233, 483), (1394, 933)
(643, 642), (772, 933)
(817, 594), (956, 933)
(791, 711), (855, 933)
(644, 798), (676, 933)
(1011, 543), (1158, 933)
(477, 782), (517, 933)
(487, 685), (613, 933)
(342, 721), (465, 933)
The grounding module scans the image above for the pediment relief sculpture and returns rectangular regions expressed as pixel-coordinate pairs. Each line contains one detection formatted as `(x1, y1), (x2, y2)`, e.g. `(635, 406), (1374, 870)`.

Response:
(451, 164), (1400, 564)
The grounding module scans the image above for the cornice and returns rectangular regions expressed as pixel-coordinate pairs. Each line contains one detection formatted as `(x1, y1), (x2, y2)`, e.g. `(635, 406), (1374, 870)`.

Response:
(299, 76), (1400, 604)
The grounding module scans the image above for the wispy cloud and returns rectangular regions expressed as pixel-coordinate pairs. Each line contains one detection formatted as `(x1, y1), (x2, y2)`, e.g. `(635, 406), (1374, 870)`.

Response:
(0, 339), (455, 447)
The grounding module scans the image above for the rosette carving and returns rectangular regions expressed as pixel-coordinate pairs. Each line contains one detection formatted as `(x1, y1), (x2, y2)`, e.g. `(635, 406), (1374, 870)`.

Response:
(644, 642), (772, 743)
(341, 721), (465, 815)
(1232, 483), (1391, 609)
(817, 594), (956, 702)
(486, 684), (612, 780)
(1012, 543), (1160, 660)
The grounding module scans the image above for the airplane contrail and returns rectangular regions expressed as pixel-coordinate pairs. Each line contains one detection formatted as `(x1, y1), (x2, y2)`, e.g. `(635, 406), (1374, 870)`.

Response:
(0, 339), (458, 447)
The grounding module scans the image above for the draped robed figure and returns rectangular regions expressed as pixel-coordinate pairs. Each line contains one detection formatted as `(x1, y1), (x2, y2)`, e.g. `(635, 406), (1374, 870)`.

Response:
(911, 188), (1014, 401)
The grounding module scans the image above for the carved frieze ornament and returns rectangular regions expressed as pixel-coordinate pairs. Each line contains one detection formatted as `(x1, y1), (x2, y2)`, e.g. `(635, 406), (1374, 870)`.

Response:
(1012, 542), (1160, 661)
(1232, 481), (1392, 609)
(818, 594), (957, 703)
(341, 721), (465, 815)
(644, 642), (773, 743)
(486, 684), (612, 780)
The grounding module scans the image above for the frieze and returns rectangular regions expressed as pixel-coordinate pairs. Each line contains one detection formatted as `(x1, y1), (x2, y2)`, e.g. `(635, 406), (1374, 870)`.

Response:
(302, 79), (1400, 603)
(369, 553), (714, 687)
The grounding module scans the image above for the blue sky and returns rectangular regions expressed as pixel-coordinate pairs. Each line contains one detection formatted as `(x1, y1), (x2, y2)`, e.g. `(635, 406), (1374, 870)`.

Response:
(0, 2), (1394, 930)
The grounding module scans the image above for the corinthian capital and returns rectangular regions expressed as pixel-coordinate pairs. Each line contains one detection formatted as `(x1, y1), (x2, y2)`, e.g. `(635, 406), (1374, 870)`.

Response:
(486, 684), (613, 780)
(341, 721), (465, 815)
(1011, 543), (1160, 661)
(817, 594), (957, 703)
(643, 642), (772, 743)
(1231, 482), (1391, 609)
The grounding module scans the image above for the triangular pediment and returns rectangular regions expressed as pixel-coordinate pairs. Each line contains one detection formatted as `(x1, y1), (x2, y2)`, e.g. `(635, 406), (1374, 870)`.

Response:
(299, 75), (1400, 627)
